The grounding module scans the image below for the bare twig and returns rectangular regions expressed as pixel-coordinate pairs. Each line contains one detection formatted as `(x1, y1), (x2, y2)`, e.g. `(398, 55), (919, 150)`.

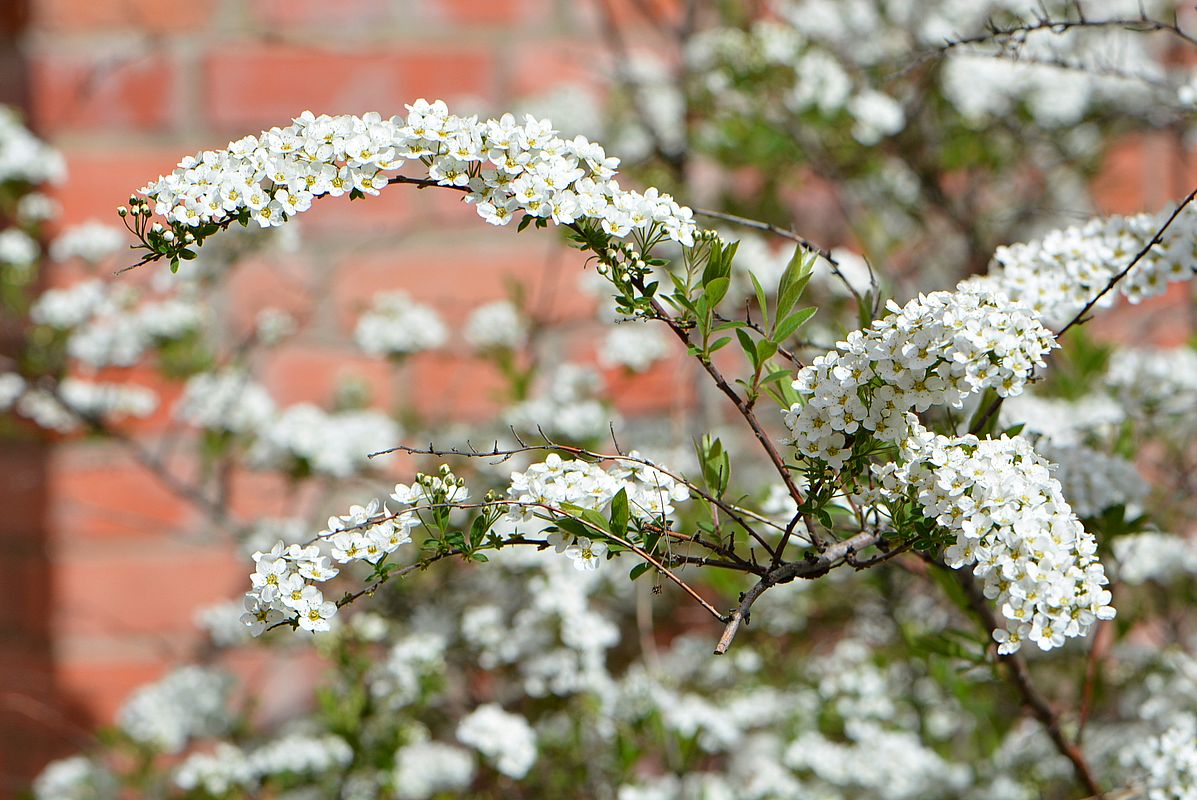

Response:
(1057, 186), (1197, 337)
(714, 530), (885, 654)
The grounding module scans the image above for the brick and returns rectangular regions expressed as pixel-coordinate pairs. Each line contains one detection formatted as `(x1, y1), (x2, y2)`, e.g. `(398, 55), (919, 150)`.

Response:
(423, 0), (555, 28)
(223, 254), (318, 333)
(0, 441), (49, 538)
(1092, 134), (1149, 215)
(257, 341), (396, 408)
(1087, 281), (1194, 347)
(225, 468), (324, 520)
(51, 542), (244, 636)
(250, 0), (393, 30)
(47, 442), (198, 539)
(29, 50), (177, 133)
(405, 352), (511, 420)
(203, 46), (412, 132)
(509, 37), (608, 98)
(601, 352), (693, 416)
(330, 236), (593, 331)
(30, 0), (214, 33)
(393, 46), (498, 106)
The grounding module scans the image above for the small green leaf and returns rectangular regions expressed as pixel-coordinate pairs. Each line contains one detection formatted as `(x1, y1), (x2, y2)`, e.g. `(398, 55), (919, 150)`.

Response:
(611, 488), (629, 537)
(708, 336), (732, 354)
(776, 247), (815, 319)
(735, 328), (758, 366)
(773, 307), (817, 342)
(749, 271), (770, 329)
(629, 562), (652, 581)
(705, 276), (730, 308)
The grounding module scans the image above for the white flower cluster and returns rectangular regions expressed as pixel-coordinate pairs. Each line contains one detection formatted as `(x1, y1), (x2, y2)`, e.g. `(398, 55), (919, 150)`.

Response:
(0, 105), (65, 186)
(173, 734), (353, 795)
(1106, 346), (1197, 428)
(455, 703), (538, 779)
(1126, 714), (1197, 800)
(248, 404), (400, 477)
(505, 452), (690, 569)
(48, 221), (127, 264)
(244, 499), (415, 634)
(116, 666), (233, 754)
(1033, 440), (1147, 519)
(686, 19), (906, 145)
(878, 427), (1114, 654)
(175, 370), (276, 435)
(1, 376), (158, 432)
(139, 100), (697, 244)
(972, 207), (1197, 324)
(32, 756), (117, 800)
(464, 299), (527, 351)
(1113, 532), (1197, 586)
(504, 363), (612, 442)
(598, 321), (670, 373)
(31, 279), (204, 368)
(1000, 392), (1124, 447)
(355, 290), (447, 358)
(394, 740), (476, 800)
(0, 228), (37, 266)
(783, 285), (1056, 470)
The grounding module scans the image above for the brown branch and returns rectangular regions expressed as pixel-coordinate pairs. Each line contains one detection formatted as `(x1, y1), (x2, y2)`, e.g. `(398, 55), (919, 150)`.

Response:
(714, 530), (885, 654)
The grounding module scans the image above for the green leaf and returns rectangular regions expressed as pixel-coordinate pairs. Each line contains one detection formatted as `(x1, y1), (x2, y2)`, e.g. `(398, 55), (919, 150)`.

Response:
(749, 271), (770, 329)
(705, 276), (731, 308)
(708, 336), (732, 354)
(773, 306), (817, 342)
(629, 562), (652, 581)
(735, 328), (758, 366)
(776, 247), (815, 319)
(610, 488), (629, 537)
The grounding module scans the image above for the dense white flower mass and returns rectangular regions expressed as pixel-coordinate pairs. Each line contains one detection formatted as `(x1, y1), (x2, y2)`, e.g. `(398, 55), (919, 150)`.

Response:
(1126, 714), (1197, 800)
(970, 207), (1197, 325)
(0, 228), (37, 266)
(878, 426), (1114, 654)
(248, 404), (400, 477)
(598, 321), (670, 372)
(464, 299), (527, 351)
(394, 740), (476, 800)
(116, 666), (234, 754)
(504, 363), (612, 442)
(1033, 440), (1147, 519)
(456, 704), (538, 779)
(1106, 346), (1197, 428)
(0, 105), (66, 185)
(49, 221), (127, 263)
(355, 290), (448, 358)
(1113, 532), (1197, 586)
(783, 284), (1056, 470)
(30, 279), (205, 368)
(175, 370), (276, 434)
(138, 101), (697, 246)
(32, 756), (117, 800)
(9, 377), (158, 432)
(505, 452), (690, 564)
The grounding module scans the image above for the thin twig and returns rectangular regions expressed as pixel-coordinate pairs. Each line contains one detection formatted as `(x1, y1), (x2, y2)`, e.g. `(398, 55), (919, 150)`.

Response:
(714, 530), (885, 654)
(1057, 186), (1197, 337)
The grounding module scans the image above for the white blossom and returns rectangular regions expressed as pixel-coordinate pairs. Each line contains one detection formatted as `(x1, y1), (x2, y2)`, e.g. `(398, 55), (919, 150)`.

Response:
(456, 704), (538, 779)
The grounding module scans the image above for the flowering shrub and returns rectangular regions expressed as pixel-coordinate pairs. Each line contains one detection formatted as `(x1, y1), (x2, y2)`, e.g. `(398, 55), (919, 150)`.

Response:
(10, 3), (1197, 799)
